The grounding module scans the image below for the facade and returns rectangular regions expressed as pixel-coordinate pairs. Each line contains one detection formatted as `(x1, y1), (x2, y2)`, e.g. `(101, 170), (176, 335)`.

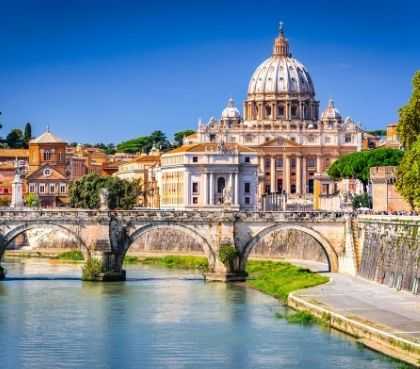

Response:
(186, 25), (363, 208)
(159, 143), (258, 210)
(114, 152), (160, 208)
(26, 130), (70, 207)
(370, 166), (411, 212)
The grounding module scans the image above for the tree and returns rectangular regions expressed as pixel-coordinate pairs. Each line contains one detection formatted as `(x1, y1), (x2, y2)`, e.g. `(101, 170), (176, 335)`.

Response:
(397, 71), (420, 149)
(396, 137), (420, 209)
(327, 148), (404, 191)
(173, 129), (195, 147)
(25, 193), (40, 208)
(116, 131), (170, 154)
(69, 173), (141, 209)
(6, 128), (24, 148)
(23, 122), (32, 147)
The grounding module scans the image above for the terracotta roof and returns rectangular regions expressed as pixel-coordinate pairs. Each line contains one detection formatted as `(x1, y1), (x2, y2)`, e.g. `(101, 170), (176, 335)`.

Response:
(129, 154), (160, 163)
(166, 143), (255, 154)
(185, 133), (198, 139)
(0, 149), (29, 157)
(30, 130), (66, 144)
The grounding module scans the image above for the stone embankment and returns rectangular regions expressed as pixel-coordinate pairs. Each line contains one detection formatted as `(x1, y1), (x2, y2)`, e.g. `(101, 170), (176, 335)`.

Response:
(288, 273), (420, 367)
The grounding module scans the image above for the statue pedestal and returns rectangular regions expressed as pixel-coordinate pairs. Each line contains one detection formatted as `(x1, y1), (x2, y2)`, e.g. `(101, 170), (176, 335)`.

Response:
(10, 174), (24, 208)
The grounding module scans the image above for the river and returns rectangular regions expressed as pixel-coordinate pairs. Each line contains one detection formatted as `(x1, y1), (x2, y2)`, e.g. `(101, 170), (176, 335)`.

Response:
(0, 259), (400, 369)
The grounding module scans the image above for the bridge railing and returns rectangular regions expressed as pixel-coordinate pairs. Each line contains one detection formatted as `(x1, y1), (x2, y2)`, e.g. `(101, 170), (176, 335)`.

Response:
(0, 208), (351, 222)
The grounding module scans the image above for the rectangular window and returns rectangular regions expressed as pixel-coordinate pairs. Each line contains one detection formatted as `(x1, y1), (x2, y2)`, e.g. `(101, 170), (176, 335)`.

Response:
(307, 158), (316, 168)
(192, 156), (198, 163)
(39, 184), (45, 193)
(244, 183), (250, 193)
(322, 184), (329, 194)
(50, 184), (55, 193)
(192, 197), (198, 204)
(345, 134), (352, 143)
(29, 184), (36, 193)
(275, 159), (283, 167)
(192, 182), (199, 194)
(245, 197), (250, 205)
(244, 156), (250, 163)
(265, 158), (270, 168)
(60, 184), (66, 193)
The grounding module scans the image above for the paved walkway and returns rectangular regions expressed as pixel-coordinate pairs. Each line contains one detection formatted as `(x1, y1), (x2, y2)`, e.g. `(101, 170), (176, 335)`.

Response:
(294, 273), (420, 343)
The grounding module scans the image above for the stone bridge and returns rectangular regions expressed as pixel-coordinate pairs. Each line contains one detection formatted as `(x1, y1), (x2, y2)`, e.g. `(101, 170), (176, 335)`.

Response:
(0, 209), (358, 281)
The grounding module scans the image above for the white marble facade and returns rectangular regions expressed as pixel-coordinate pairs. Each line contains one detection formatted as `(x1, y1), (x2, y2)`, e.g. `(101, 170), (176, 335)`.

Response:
(159, 143), (258, 210)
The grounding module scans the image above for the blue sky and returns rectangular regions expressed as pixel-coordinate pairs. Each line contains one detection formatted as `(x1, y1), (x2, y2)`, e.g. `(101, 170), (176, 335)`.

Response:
(0, 0), (419, 143)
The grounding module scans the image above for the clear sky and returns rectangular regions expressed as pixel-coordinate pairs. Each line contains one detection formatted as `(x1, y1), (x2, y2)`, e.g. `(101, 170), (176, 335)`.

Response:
(0, 0), (419, 144)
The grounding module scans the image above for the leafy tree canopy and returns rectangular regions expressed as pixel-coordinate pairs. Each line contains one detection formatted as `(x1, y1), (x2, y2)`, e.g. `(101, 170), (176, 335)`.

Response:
(396, 137), (420, 209)
(69, 173), (141, 209)
(327, 148), (404, 189)
(116, 130), (170, 154)
(173, 129), (195, 147)
(6, 128), (24, 148)
(397, 70), (420, 149)
(366, 129), (386, 137)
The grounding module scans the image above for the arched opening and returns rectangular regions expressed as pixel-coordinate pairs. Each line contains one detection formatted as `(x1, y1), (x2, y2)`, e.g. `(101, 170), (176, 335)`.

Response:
(0, 224), (88, 278)
(123, 224), (215, 272)
(241, 225), (338, 273)
(217, 177), (225, 194)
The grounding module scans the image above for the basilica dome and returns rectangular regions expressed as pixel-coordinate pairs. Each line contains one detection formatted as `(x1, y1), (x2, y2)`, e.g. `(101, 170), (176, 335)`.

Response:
(221, 98), (241, 119)
(247, 25), (315, 97)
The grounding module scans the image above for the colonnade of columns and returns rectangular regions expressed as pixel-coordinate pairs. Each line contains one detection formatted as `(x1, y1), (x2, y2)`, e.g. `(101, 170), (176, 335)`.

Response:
(199, 172), (239, 206)
(245, 100), (319, 121)
(258, 154), (322, 195)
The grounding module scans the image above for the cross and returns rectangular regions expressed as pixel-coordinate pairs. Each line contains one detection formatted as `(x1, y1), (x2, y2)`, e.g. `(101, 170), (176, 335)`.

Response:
(279, 21), (284, 34)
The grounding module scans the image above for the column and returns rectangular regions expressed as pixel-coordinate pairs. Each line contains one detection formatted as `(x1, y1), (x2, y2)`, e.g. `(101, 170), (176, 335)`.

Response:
(209, 173), (214, 205)
(234, 173), (239, 205)
(283, 154), (290, 194)
(258, 156), (265, 197)
(228, 173), (233, 204)
(296, 155), (302, 195)
(302, 157), (307, 194)
(272, 102), (277, 121)
(203, 173), (208, 205)
(270, 156), (276, 193)
(316, 155), (322, 174)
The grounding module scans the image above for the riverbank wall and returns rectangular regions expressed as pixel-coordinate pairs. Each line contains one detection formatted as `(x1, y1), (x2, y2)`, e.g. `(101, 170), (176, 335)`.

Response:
(288, 292), (420, 367)
(357, 215), (420, 294)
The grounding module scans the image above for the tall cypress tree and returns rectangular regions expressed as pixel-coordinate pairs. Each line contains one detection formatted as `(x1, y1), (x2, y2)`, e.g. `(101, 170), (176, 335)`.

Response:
(23, 122), (32, 147)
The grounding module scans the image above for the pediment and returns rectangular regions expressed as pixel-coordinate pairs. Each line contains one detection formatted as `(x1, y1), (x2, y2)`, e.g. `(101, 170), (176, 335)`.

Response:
(26, 165), (67, 181)
(258, 136), (302, 147)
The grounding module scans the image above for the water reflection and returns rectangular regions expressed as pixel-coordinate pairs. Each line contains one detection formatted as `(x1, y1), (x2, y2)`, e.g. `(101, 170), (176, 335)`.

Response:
(0, 259), (399, 369)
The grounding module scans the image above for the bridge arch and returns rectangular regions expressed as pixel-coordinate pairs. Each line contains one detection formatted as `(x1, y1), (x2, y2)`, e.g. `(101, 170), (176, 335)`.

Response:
(0, 223), (88, 258)
(241, 224), (339, 272)
(125, 223), (216, 269)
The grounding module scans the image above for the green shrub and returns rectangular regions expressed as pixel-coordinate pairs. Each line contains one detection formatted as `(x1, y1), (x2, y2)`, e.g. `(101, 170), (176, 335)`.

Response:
(218, 243), (239, 267)
(123, 255), (140, 264)
(81, 258), (103, 281)
(25, 193), (40, 208)
(246, 260), (329, 301)
(57, 250), (84, 261)
(0, 264), (5, 277)
(139, 255), (208, 271)
(352, 193), (371, 209)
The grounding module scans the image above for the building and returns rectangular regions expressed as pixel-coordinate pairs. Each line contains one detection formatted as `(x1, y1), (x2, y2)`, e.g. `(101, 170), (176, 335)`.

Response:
(370, 166), (411, 212)
(114, 152), (160, 208)
(26, 129), (70, 207)
(186, 24), (363, 208)
(159, 143), (258, 210)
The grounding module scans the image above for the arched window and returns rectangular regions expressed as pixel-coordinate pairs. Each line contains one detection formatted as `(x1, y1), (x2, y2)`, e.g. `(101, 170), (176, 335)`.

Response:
(265, 105), (271, 118)
(217, 177), (226, 194)
(43, 150), (52, 161)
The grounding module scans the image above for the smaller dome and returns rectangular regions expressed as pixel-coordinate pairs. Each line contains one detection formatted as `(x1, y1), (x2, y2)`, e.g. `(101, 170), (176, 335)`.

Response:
(221, 98), (241, 120)
(321, 99), (342, 121)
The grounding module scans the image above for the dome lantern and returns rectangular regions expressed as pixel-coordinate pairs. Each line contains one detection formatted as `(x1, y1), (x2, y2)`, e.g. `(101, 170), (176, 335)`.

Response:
(273, 21), (289, 57)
